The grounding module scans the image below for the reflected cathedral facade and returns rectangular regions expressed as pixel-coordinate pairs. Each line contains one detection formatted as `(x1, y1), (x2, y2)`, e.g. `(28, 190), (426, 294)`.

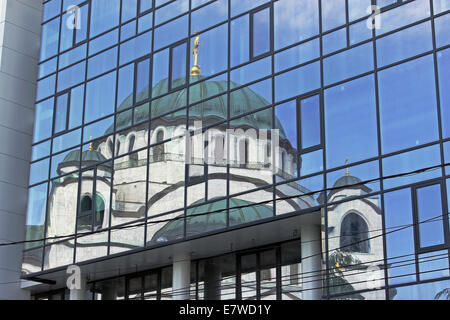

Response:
(21, 0), (450, 300)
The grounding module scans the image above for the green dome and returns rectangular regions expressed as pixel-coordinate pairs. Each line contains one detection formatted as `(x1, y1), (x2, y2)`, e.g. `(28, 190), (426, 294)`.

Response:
(113, 76), (287, 139)
(333, 175), (362, 188)
(58, 150), (110, 173)
(149, 197), (273, 243)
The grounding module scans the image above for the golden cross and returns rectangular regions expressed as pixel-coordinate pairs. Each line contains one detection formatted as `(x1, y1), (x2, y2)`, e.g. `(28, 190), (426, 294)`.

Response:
(191, 32), (201, 75)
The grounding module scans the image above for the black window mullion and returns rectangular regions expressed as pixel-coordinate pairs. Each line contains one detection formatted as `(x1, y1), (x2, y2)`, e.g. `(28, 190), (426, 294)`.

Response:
(249, 11), (254, 60)
(66, 90), (71, 132)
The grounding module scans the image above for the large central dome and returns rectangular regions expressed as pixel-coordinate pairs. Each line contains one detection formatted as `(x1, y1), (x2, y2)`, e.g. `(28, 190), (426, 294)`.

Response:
(113, 75), (288, 139)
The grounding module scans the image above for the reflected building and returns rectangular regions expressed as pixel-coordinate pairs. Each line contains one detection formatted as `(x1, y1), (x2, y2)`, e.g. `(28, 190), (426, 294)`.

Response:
(17, 0), (450, 301)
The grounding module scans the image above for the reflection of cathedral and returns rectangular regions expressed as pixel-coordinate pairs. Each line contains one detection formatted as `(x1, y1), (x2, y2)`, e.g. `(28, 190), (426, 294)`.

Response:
(321, 173), (387, 300)
(24, 37), (386, 300)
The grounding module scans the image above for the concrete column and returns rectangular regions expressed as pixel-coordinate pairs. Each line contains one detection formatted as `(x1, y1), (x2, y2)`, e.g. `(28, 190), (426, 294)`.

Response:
(301, 224), (322, 300)
(0, 0), (42, 300)
(204, 260), (221, 300)
(69, 272), (87, 300)
(172, 252), (191, 300)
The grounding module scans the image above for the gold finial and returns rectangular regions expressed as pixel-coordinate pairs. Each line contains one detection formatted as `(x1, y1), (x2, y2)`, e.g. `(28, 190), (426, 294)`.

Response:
(345, 156), (349, 177)
(89, 136), (93, 151)
(191, 32), (201, 76)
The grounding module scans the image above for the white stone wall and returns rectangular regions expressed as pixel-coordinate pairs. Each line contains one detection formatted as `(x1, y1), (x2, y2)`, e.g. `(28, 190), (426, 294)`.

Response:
(44, 124), (304, 267)
(0, 0), (42, 300)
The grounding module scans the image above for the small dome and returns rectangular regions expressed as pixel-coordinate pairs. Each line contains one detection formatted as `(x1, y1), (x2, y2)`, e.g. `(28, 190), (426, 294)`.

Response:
(58, 149), (111, 173)
(149, 197), (273, 243)
(333, 175), (362, 188)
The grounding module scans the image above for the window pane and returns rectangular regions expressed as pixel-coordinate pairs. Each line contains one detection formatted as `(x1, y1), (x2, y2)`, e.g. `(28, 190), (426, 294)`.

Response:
(85, 71), (116, 123)
(392, 279), (450, 300)
(25, 183), (48, 248)
(275, 62), (320, 102)
(119, 31), (152, 65)
(33, 98), (54, 143)
(230, 56), (271, 86)
(69, 85), (84, 129)
(382, 144), (441, 190)
(152, 49), (169, 97)
(438, 48), (450, 138)
(275, 100), (297, 152)
(190, 24), (228, 78)
(29, 158), (50, 185)
(90, 0), (120, 38)
(435, 13), (450, 48)
(171, 43), (186, 88)
(274, 39), (320, 73)
(416, 184), (445, 248)
(323, 43), (373, 86)
(384, 188), (416, 285)
(253, 8), (270, 57)
(154, 15), (188, 51)
(418, 250), (449, 281)
(40, 18), (60, 61)
(322, 28), (346, 55)
(155, 0), (188, 26)
(191, 0), (228, 33)
(376, 0), (430, 35)
(274, 0), (319, 50)
(117, 64), (134, 110)
(300, 95), (320, 149)
(43, 0), (60, 22)
(434, 0), (450, 13)
(57, 61), (85, 92)
(87, 47), (118, 79)
(121, 22), (137, 42)
(120, 21), (137, 42)
(322, 0), (346, 31)
(54, 94), (68, 133)
(325, 75), (378, 169)
(52, 129), (81, 153)
(349, 19), (372, 46)
(379, 55), (438, 154)
(230, 15), (249, 67)
(137, 59), (150, 102)
(89, 30), (118, 56)
(376, 22), (432, 67)
(121, 0), (138, 22)
(37, 75), (56, 101)
(348, 0), (372, 21)
(231, 0), (268, 16)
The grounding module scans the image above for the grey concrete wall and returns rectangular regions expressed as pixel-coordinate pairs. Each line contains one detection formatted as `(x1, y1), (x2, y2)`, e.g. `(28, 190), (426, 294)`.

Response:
(0, 0), (42, 300)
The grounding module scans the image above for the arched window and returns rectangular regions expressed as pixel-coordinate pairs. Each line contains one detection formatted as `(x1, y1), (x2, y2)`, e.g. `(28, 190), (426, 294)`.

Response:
(154, 130), (165, 161)
(78, 194), (105, 231)
(128, 135), (138, 165)
(78, 195), (93, 230)
(340, 212), (370, 253)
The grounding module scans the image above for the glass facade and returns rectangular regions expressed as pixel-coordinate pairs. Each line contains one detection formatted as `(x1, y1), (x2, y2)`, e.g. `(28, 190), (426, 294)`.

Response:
(24, 0), (450, 300)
